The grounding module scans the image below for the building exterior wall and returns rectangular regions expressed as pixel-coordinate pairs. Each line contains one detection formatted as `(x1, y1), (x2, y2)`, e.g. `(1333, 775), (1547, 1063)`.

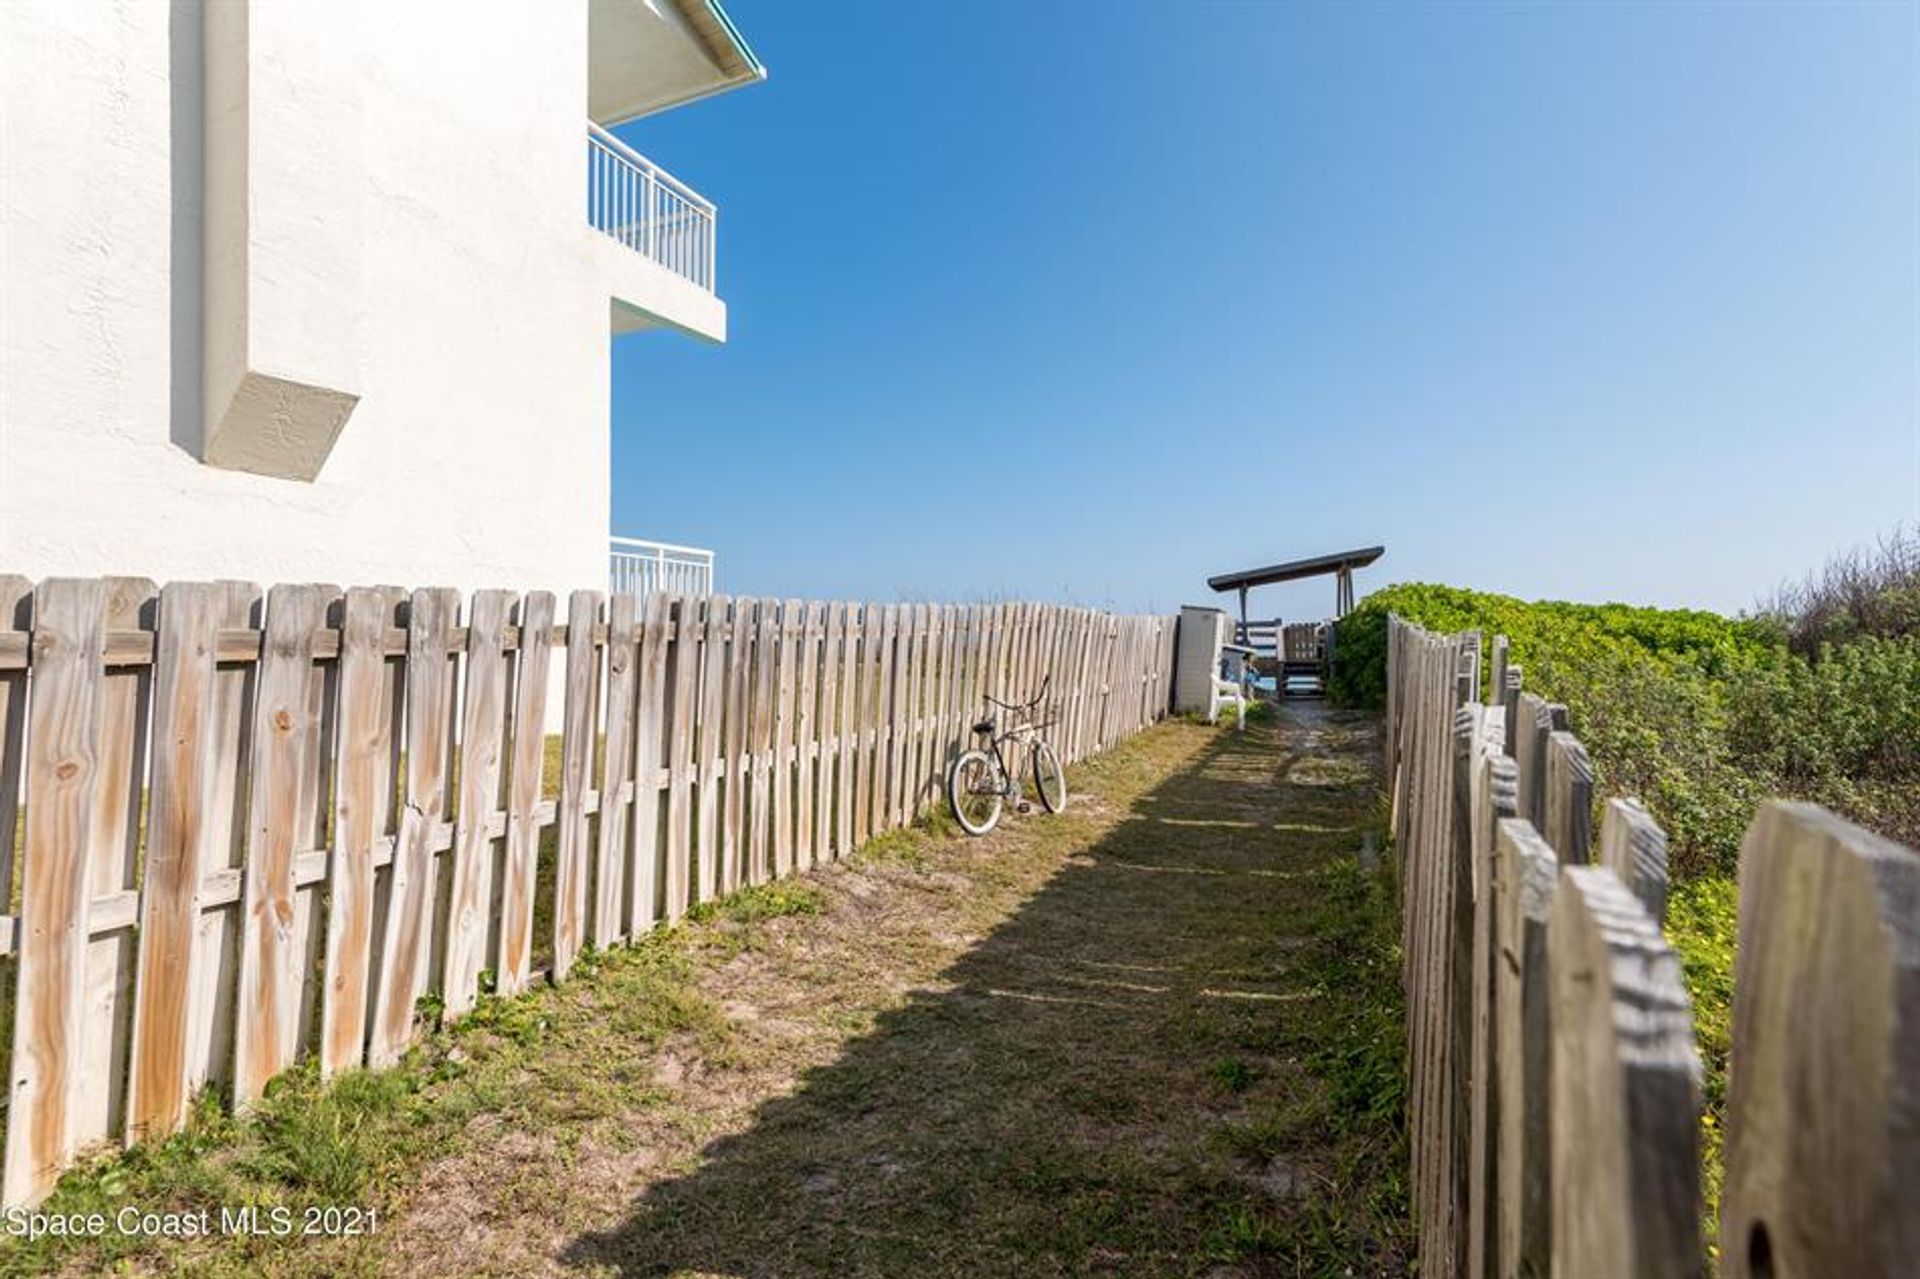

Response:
(0, 0), (644, 598)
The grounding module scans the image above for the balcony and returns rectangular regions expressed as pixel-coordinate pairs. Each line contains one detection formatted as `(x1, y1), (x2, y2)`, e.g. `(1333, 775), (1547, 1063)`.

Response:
(610, 536), (715, 598)
(588, 123), (716, 293)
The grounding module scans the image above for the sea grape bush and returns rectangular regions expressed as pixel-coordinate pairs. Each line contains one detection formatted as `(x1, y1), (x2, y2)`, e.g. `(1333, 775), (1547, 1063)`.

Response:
(1332, 582), (1920, 878)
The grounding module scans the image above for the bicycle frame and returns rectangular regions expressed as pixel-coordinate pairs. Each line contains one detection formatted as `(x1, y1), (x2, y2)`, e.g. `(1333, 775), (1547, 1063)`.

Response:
(974, 719), (1052, 795)
(970, 677), (1056, 797)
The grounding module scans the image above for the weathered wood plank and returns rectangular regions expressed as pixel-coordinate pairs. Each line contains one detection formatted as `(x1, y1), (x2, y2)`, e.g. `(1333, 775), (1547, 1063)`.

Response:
(853, 603), (880, 847)
(551, 590), (601, 982)
(899, 604), (925, 826)
(498, 591), (555, 997)
(794, 601), (822, 869)
(747, 599), (778, 883)
(128, 584), (226, 1140)
(75, 578), (153, 1149)
(318, 588), (399, 1076)
(663, 597), (701, 916)
(4, 581), (108, 1206)
(0, 579), (31, 913)
(1597, 797), (1668, 925)
(771, 599), (800, 877)
(873, 604), (900, 836)
(813, 602), (842, 862)
(1467, 751), (1519, 1279)
(187, 582), (261, 1097)
(929, 604), (955, 811)
(1542, 730), (1593, 865)
(835, 603), (859, 858)
(1548, 864), (1701, 1279)
(628, 592), (671, 931)
(1494, 816), (1558, 1279)
(1719, 802), (1920, 1279)
(693, 596), (729, 906)
(593, 592), (639, 948)
(720, 595), (752, 894)
(232, 583), (335, 1108)
(443, 590), (511, 1017)
(1500, 665), (1522, 762)
(1512, 692), (1548, 827)
(370, 588), (458, 1067)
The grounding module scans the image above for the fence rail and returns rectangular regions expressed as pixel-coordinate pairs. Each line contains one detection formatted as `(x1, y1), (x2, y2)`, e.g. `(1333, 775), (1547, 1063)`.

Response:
(1385, 615), (1920, 1278)
(0, 576), (1175, 1207)
(587, 122), (716, 292)
(609, 536), (714, 598)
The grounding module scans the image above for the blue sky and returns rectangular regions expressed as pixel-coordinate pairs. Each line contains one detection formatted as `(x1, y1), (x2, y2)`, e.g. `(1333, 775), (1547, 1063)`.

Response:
(611, 1), (1919, 621)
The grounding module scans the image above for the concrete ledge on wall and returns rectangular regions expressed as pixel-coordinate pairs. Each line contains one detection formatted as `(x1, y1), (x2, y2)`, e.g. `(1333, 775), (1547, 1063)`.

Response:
(204, 373), (360, 481)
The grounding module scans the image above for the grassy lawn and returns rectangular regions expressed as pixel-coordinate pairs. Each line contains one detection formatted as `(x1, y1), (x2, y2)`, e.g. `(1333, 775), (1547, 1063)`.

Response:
(2, 706), (1408, 1278)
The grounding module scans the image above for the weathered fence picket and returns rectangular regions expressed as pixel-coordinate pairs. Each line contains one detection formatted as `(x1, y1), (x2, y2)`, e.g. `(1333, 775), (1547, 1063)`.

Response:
(0, 579), (1173, 1206)
(1387, 613), (1920, 1279)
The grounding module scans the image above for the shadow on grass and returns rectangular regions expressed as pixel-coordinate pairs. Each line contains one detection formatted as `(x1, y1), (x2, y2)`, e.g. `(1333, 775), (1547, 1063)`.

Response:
(563, 705), (1409, 1278)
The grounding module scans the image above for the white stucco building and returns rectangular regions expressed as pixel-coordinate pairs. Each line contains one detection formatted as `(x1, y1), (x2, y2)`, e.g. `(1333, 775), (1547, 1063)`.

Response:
(0, 0), (761, 595)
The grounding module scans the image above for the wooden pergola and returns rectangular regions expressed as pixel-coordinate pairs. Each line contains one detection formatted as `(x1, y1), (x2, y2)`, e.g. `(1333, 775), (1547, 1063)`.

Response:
(1207, 545), (1386, 629)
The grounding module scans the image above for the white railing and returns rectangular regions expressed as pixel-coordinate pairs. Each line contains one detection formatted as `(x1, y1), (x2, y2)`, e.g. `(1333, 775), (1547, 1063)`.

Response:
(587, 122), (717, 292)
(609, 536), (715, 598)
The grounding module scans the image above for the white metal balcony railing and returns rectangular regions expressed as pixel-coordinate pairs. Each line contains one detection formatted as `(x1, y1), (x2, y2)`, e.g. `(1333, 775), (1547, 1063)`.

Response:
(587, 122), (716, 293)
(610, 537), (715, 598)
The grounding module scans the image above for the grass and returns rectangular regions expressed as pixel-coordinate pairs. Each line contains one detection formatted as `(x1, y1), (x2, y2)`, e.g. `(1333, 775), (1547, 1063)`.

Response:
(2, 708), (1411, 1277)
(0, 920), (759, 1276)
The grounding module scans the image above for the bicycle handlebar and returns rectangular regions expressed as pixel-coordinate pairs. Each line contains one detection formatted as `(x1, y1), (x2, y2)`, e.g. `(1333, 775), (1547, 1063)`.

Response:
(984, 674), (1051, 712)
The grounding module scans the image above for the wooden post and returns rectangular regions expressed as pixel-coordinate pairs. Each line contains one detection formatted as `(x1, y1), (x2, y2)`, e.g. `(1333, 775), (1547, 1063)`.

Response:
(1542, 731), (1593, 865)
(1501, 665), (1522, 761)
(1467, 751), (1519, 1279)
(127, 584), (233, 1139)
(1548, 865), (1701, 1279)
(232, 582), (336, 1108)
(720, 595), (753, 893)
(498, 590), (555, 996)
(628, 592), (671, 931)
(444, 589), (512, 1016)
(1597, 798), (1668, 925)
(693, 596), (729, 905)
(1719, 802), (1920, 1279)
(371, 587), (458, 1065)
(1494, 816), (1557, 1279)
(593, 591), (640, 948)
(4, 580), (109, 1206)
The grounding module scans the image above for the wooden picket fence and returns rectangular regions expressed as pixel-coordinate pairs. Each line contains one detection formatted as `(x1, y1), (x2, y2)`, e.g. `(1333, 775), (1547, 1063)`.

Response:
(1386, 615), (1920, 1278)
(0, 576), (1176, 1207)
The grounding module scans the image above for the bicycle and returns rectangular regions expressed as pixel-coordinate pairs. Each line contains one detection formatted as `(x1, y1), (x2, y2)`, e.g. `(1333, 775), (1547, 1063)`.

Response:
(947, 675), (1067, 836)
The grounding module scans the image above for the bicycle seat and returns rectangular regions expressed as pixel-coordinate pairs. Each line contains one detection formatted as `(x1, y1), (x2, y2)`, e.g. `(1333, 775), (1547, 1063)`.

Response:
(973, 717), (995, 735)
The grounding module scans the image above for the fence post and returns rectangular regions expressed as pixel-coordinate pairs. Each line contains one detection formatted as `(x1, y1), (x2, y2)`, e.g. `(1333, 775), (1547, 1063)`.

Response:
(1501, 664), (1522, 761)
(1494, 816), (1557, 1279)
(1597, 798), (1669, 925)
(1548, 864), (1701, 1279)
(1543, 731), (1593, 865)
(1468, 751), (1519, 1279)
(1719, 802), (1920, 1278)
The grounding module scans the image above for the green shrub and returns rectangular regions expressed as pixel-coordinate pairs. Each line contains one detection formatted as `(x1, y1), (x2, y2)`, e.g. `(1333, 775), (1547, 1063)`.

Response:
(1330, 582), (1919, 875)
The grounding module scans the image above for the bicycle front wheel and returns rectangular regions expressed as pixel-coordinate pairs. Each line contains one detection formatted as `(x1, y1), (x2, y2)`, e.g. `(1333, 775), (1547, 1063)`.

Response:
(949, 749), (1005, 836)
(1031, 741), (1067, 814)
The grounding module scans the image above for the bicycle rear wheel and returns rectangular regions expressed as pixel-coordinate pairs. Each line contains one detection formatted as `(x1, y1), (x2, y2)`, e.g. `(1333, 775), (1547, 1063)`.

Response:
(949, 749), (1004, 836)
(1031, 741), (1067, 813)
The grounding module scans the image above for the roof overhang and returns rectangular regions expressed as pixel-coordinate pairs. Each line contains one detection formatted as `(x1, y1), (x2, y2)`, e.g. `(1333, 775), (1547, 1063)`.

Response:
(1207, 546), (1387, 593)
(589, 0), (766, 125)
